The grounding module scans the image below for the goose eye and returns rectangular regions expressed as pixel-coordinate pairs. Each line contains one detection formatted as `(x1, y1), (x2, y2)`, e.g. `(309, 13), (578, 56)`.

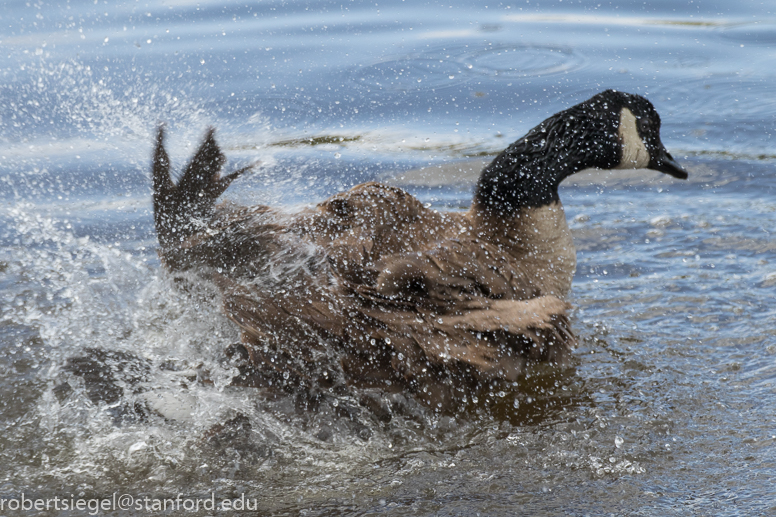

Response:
(638, 117), (651, 135)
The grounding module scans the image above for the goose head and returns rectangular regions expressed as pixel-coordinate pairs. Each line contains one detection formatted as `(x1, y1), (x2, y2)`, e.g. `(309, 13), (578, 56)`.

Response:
(474, 89), (688, 213)
(605, 90), (687, 178)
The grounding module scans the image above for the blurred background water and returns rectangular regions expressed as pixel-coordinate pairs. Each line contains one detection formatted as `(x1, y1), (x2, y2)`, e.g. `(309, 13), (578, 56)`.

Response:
(1, 0), (776, 515)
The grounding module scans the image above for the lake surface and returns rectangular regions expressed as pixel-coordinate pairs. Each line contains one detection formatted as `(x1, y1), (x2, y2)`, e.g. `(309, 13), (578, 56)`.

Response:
(2, 0), (776, 514)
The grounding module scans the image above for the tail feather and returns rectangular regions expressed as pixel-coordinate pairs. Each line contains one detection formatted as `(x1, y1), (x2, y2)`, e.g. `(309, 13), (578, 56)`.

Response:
(152, 125), (254, 256)
(175, 127), (226, 212)
(152, 125), (173, 200)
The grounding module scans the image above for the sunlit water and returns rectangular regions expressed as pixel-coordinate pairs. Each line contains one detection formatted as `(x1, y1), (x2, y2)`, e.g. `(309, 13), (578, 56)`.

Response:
(2, 0), (776, 514)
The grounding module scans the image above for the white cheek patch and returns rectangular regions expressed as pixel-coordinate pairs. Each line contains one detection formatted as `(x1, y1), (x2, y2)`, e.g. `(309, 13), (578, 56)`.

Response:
(614, 107), (650, 170)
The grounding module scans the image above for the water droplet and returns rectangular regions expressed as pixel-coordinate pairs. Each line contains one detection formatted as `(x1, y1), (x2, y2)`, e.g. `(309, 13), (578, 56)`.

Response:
(615, 436), (624, 448)
(128, 441), (147, 454)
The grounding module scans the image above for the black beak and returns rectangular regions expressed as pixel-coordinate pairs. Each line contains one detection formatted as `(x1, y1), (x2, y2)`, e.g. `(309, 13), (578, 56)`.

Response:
(649, 146), (688, 180)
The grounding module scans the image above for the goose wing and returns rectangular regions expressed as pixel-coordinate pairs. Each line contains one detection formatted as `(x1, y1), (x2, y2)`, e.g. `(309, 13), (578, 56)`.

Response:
(347, 239), (576, 382)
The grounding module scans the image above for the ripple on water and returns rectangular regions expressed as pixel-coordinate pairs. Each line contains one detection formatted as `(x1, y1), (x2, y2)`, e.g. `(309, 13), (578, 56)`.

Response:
(460, 44), (584, 78)
(719, 22), (776, 46)
(354, 56), (469, 92)
(661, 76), (776, 122)
(352, 43), (584, 91)
(653, 76), (776, 154)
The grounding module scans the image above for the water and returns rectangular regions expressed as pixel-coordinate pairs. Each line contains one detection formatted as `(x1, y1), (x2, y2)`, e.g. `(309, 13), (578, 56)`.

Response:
(2, 0), (776, 514)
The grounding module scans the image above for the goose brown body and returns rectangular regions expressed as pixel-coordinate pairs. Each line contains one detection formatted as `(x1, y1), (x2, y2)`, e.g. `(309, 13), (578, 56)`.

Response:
(152, 90), (687, 409)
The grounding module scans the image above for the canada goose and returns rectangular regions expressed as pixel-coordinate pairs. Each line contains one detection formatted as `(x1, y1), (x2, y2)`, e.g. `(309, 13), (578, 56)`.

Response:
(152, 89), (687, 410)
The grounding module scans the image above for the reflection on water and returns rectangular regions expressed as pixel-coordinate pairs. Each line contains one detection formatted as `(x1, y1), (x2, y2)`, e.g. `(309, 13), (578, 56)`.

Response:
(2, 0), (776, 514)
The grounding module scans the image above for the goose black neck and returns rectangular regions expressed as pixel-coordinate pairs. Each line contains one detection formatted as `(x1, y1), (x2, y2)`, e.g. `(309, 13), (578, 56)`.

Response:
(473, 102), (621, 214)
